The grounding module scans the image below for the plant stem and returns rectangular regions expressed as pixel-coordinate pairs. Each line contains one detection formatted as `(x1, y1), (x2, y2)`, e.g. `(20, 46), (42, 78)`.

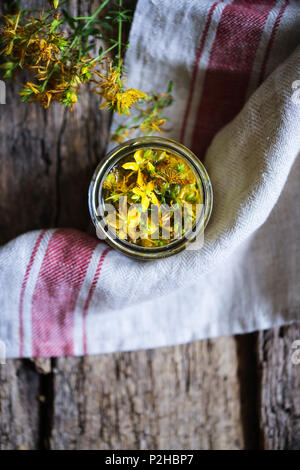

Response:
(118, 0), (123, 73)
(82, 0), (111, 31)
(89, 43), (118, 64)
(68, 0), (112, 56)
(41, 0), (111, 92)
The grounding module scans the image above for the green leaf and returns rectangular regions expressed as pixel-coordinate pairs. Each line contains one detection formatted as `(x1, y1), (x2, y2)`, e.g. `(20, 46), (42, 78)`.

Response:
(167, 80), (174, 93)
(81, 27), (100, 36)
(62, 9), (76, 29)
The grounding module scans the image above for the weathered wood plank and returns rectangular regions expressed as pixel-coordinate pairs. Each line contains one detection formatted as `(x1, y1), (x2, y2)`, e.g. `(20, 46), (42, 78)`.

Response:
(0, 0), (110, 450)
(0, 360), (40, 450)
(258, 324), (300, 450)
(50, 339), (245, 450)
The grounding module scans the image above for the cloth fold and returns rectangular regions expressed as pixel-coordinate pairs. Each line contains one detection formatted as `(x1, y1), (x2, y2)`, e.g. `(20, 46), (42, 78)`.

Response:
(1, 0), (300, 358)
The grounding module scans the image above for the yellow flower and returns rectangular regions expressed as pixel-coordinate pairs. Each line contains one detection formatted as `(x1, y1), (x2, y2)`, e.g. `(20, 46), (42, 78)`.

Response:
(122, 154), (160, 211)
(122, 150), (144, 172)
(178, 185), (199, 203)
(1, 12), (21, 56)
(35, 39), (59, 67)
(140, 118), (166, 133)
(94, 63), (124, 110)
(127, 206), (142, 240)
(37, 91), (54, 109)
(21, 81), (39, 94)
(132, 181), (159, 211)
(105, 175), (130, 201)
(141, 239), (156, 247)
(103, 173), (117, 191)
(147, 161), (155, 173)
(19, 80), (70, 109)
(106, 199), (141, 241)
(96, 64), (121, 93)
(95, 62), (146, 115)
(111, 127), (134, 143)
(140, 217), (158, 242)
(115, 88), (147, 115)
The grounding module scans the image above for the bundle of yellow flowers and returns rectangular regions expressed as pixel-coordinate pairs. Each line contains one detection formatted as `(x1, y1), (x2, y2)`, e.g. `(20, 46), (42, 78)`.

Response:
(0, 0), (173, 141)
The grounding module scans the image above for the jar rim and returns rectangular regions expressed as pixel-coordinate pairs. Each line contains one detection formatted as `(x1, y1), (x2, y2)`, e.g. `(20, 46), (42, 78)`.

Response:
(89, 136), (213, 260)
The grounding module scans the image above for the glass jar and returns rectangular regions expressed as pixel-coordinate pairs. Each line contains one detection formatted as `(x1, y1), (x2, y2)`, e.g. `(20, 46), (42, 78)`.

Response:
(88, 136), (213, 260)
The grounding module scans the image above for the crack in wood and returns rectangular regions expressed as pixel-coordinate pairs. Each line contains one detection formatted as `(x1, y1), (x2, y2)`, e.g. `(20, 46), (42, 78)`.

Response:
(235, 333), (260, 449)
(38, 358), (55, 450)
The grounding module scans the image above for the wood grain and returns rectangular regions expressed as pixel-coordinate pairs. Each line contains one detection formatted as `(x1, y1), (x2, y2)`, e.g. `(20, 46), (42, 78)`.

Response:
(258, 325), (300, 450)
(0, 360), (40, 450)
(50, 339), (244, 450)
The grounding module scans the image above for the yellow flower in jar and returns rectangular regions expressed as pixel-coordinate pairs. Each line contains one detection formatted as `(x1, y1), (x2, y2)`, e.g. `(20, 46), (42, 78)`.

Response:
(132, 180), (159, 211)
(106, 198), (141, 241)
(100, 142), (210, 250)
(122, 150), (144, 172)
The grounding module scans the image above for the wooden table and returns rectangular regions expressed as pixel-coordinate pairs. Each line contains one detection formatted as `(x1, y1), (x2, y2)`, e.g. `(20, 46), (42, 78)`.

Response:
(1, 0), (299, 450)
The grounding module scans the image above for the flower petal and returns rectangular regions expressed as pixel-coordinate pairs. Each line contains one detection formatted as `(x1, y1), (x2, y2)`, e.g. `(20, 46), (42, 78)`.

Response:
(146, 182), (154, 193)
(118, 230), (127, 240)
(141, 196), (149, 211)
(105, 193), (123, 201)
(106, 214), (119, 229)
(132, 187), (144, 198)
(134, 150), (144, 164)
(137, 169), (145, 187)
(128, 207), (141, 227)
(149, 192), (160, 206)
(122, 162), (139, 171)
(147, 162), (155, 173)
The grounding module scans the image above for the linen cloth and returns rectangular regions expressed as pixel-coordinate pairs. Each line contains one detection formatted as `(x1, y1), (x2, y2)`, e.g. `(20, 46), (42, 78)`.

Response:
(1, 0), (300, 358)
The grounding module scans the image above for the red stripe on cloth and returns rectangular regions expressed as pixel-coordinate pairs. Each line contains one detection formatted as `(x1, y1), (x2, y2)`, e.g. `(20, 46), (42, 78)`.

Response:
(19, 230), (47, 358)
(180, 1), (219, 143)
(31, 229), (99, 357)
(191, 0), (276, 160)
(83, 247), (111, 355)
(258, 0), (289, 84)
